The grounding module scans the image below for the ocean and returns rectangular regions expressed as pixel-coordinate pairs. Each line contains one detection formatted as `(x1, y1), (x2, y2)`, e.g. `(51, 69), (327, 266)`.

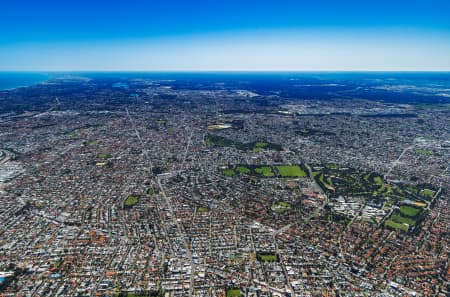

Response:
(0, 72), (51, 90)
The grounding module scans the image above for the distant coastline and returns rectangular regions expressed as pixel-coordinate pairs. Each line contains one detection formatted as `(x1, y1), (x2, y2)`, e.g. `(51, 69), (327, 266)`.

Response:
(1, 71), (450, 91)
(0, 72), (51, 91)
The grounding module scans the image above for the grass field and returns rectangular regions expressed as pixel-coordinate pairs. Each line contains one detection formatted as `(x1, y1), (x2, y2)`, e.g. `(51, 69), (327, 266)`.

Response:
(236, 166), (251, 174)
(256, 252), (278, 262)
(226, 289), (242, 297)
(98, 153), (112, 159)
(255, 142), (268, 148)
(276, 165), (307, 177)
(223, 169), (235, 177)
(197, 207), (209, 213)
(420, 189), (435, 198)
(374, 176), (384, 185)
(391, 214), (416, 226)
(205, 134), (236, 148)
(124, 196), (138, 207)
(255, 166), (274, 177)
(415, 149), (433, 155)
(259, 254), (277, 262)
(399, 206), (421, 217)
(385, 219), (409, 232)
(86, 140), (100, 145)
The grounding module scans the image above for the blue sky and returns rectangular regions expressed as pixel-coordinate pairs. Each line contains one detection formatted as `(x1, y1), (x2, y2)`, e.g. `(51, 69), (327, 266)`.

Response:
(1, 0), (450, 71)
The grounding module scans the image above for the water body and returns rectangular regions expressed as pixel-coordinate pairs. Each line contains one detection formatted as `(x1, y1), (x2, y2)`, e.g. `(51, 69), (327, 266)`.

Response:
(0, 72), (51, 90)
(112, 82), (129, 89)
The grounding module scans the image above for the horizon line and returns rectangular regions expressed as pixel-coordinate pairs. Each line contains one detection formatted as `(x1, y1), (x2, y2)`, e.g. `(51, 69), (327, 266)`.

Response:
(2, 69), (450, 73)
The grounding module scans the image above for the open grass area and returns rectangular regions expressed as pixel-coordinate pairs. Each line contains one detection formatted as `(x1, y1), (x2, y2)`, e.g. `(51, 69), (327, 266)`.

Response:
(86, 140), (100, 145)
(236, 166), (251, 174)
(271, 201), (292, 213)
(391, 214), (416, 226)
(98, 153), (112, 159)
(276, 165), (307, 177)
(197, 207), (209, 213)
(259, 254), (278, 262)
(385, 219), (409, 232)
(256, 252), (278, 262)
(223, 169), (235, 177)
(415, 149), (433, 155)
(374, 176), (383, 185)
(255, 166), (274, 177)
(224, 164), (311, 178)
(226, 289), (242, 297)
(124, 196), (138, 207)
(420, 188), (435, 198)
(399, 206), (421, 217)
(255, 142), (268, 148)
(406, 185), (420, 193)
